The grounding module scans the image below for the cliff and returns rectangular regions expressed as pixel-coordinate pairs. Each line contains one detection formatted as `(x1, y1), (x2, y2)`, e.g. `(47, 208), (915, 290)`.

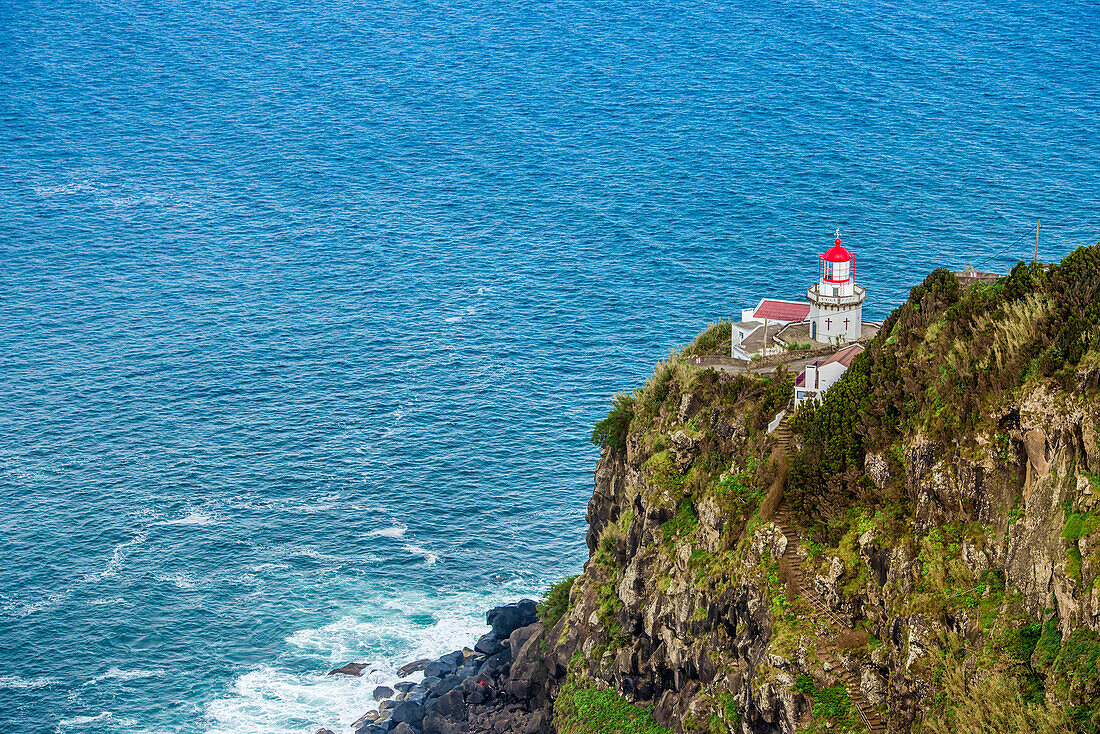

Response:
(538, 245), (1100, 734)
(360, 245), (1100, 734)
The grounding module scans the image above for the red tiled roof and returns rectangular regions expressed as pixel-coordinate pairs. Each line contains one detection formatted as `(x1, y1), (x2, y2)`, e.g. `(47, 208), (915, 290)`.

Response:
(753, 299), (811, 322)
(821, 343), (864, 368)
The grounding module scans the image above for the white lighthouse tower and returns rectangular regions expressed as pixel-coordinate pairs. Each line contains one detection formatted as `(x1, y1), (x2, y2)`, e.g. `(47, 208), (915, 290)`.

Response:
(807, 231), (865, 344)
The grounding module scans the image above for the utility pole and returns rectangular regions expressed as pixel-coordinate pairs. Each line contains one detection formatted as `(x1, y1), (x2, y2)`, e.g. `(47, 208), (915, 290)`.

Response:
(1035, 219), (1040, 263)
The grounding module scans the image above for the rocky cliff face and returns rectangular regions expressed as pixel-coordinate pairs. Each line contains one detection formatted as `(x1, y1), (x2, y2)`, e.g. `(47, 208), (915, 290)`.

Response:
(536, 249), (1100, 734)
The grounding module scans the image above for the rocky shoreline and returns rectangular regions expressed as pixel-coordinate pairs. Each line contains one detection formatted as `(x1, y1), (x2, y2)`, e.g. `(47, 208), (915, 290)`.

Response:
(323, 599), (557, 734)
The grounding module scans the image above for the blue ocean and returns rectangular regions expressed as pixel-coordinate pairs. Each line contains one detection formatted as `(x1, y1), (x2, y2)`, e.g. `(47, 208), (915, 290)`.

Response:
(0, 0), (1097, 731)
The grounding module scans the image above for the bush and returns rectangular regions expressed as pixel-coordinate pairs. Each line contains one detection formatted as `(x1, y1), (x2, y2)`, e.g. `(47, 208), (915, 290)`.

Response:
(537, 575), (578, 629)
(591, 393), (635, 452)
(685, 320), (732, 357)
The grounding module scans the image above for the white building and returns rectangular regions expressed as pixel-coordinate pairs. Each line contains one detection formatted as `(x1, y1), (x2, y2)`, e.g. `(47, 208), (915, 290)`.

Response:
(793, 343), (864, 409)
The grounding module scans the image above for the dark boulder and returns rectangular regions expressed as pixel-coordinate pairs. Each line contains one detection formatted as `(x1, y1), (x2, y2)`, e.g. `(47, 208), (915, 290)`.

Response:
(352, 724), (387, 734)
(391, 724), (417, 734)
(486, 599), (537, 639)
(480, 648), (512, 676)
(328, 662), (371, 677)
(422, 711), (463, 734)
(504, 623), (548, 701)
(474, 633), (504, 656)
(440, 688), (468, 719)
(390, 700), (425, 727)
(463, 673), (494, 704)
(316, 729), (337, 734)
(394, 681), (416, 694)
(398, 658), (433, 677)
(440, 650), (465, 668)
(524, 709), (552, 734)
(428, 674), (462, 698)
(423, 659), (456, 679)
(372, 685), (394, 701)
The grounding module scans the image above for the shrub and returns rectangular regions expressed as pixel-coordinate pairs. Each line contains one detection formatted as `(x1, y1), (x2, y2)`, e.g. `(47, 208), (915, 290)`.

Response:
(591, 393), (635, 451)
(685, 320), (732, 357)
(537, 575), (578, 629)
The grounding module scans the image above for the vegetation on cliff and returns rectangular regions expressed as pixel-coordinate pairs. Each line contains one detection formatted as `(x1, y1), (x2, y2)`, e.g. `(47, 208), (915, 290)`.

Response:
(548, 244), (1100, 734)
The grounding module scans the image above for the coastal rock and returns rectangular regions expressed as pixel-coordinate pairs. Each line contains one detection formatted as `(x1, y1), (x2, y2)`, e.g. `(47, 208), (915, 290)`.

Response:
(423, 659), (456, 679)
(480, 648), (512, 676)
(372, 685), (394, 701)
(398, 658), (432, 677)
(422, 711), (463, 734)
(440, 650), (465, 668)
(390, 700), (425, 727)
(394, 681), (416, 694)
(486, 599), (537, 638)
(391, 725), (416, 734)
(328, 662), (371, 677)
(504, 623), (548, 701)
(429, 674), (463, 698)
(433, 688), (467, 720)
(670, 430), (699, 473)
(475, 632), (504, 655)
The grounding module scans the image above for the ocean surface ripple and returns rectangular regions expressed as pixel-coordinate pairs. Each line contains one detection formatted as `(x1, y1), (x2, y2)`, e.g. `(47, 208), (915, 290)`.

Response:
(0, 0), (1097, 731)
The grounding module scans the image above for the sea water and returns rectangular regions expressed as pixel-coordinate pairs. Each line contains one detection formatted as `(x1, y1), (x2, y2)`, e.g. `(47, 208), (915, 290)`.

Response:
(0, 0), (1097, 731)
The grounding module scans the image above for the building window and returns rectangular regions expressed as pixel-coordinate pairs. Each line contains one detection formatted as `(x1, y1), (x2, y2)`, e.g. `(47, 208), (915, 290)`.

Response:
(832, 287), (839, 296)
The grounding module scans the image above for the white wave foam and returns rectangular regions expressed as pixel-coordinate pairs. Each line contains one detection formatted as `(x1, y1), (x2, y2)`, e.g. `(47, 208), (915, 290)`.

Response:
(444, 315), (462, 323)
(156, 572), (198, 590)
(403, 544), (438, 565)
(84, 531), (148, 582)
(155, 511), (215, 526)
(57, 712), (138, 731)
(0, 674), (58, 689)
(206, 589), (517, 734)
(205, 665), (376, 734)
(84, 667), (166, 686)
(366, 524), (407, 539)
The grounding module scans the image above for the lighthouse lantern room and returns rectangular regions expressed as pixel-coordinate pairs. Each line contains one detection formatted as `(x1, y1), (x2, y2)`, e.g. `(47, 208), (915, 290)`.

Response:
(807, 230), (865, 344)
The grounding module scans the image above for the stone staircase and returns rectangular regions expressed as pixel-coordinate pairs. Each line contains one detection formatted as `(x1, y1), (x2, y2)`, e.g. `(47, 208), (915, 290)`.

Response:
(773, 508), (888, 734)
(773, 415), (793, 451)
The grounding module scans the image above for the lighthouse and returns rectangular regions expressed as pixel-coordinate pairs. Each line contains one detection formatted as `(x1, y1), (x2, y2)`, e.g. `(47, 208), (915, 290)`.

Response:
(806, 231), (865, 344)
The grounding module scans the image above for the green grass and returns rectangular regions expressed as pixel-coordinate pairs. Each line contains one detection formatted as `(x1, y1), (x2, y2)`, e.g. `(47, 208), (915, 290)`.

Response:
(793, 675), (861, 733)
(553, 682), (673, 734)
(661, 500), (697, 543)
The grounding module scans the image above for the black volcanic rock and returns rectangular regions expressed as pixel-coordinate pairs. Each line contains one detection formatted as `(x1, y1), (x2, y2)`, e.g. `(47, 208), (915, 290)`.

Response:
(328, 662), (370, 677)
(485, 599), (537, 638)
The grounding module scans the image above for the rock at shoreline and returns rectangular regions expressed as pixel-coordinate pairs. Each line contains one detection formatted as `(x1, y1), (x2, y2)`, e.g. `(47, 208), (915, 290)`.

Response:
(486, 599), (537, 639)
(397, 658), (432, 677)
(474, 632), (504, 656)
(390, 700), (425, 727)
(372, 685), (394, 701)
(328, 662), (371, 677)
(385, 604), (556, 734)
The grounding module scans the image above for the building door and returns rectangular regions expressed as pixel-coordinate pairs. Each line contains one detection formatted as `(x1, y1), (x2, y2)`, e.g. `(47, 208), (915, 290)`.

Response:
(811, 322), (817, 340)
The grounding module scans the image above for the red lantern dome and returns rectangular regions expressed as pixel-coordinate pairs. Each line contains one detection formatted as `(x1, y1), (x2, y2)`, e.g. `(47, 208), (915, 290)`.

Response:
(819, 231), (853, 283)
(822, 236), (852, 263)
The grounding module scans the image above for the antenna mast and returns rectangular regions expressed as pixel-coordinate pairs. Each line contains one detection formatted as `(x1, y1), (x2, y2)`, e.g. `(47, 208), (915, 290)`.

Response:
(1034, 219), (1040, 263)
